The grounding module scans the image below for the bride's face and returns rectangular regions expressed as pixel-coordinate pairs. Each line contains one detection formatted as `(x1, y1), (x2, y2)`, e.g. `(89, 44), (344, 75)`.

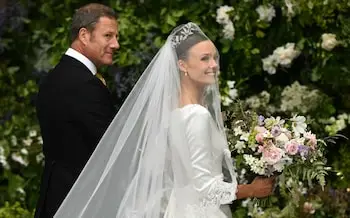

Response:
(179, 40), (219, 86)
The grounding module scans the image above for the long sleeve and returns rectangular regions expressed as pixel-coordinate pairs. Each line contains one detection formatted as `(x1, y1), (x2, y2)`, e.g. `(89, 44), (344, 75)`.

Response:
(185, 106), (237, 205)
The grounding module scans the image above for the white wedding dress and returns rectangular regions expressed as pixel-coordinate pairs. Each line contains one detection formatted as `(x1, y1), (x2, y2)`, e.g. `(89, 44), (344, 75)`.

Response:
(165, 104), (238, 218)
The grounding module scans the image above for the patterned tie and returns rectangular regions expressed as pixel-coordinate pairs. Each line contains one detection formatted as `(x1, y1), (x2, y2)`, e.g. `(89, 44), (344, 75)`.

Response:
(95, 72), (107, 86)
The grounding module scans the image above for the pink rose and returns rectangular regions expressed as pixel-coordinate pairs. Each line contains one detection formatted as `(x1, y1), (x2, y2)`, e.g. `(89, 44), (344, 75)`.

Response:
(255, 133), (264, 144)
(262, 147), (283, 165)
(285, 140), (299, 155)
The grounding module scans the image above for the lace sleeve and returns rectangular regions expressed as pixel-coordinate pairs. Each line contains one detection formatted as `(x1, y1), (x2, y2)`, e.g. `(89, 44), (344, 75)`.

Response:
(186, 106), (237, 205)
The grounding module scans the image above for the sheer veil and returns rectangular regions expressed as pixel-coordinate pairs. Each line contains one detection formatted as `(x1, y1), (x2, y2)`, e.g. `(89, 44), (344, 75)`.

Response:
(54, 22), (234, 218)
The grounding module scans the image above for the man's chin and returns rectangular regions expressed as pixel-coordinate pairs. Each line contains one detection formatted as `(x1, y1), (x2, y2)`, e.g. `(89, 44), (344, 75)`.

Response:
(101, 59), (113, 66)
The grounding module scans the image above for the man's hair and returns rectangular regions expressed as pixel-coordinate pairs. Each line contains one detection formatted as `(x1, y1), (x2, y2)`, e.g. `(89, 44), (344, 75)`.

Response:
(70, 3), (117, 42)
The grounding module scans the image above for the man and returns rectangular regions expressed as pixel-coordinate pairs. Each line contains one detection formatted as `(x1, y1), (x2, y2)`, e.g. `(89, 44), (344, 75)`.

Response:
(35, 3), (119, 217)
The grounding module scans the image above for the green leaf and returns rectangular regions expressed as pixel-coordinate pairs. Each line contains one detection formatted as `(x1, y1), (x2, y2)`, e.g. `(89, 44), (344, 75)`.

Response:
(166, 15), (176, 26)
(255, 30), (265, 38)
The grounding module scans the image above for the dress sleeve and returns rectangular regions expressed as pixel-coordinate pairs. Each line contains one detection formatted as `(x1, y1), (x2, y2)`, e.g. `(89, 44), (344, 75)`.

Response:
(185, 106), (237, 205)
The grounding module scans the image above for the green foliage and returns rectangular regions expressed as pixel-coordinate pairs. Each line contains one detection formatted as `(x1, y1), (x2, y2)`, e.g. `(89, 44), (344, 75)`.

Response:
(0, 202), (33, 218)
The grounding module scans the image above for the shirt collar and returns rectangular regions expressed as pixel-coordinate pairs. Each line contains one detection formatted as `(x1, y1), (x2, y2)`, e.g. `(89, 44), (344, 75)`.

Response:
(65, 48), (97, 75)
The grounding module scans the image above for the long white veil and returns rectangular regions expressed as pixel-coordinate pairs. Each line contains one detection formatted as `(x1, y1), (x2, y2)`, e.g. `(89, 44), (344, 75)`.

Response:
(54, 22), (234, 218)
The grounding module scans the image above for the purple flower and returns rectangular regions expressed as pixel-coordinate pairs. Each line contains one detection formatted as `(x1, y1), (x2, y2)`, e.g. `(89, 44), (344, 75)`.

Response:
(298, 145), (309, 157)
(258, 115), (265, 126)
(271, 126), (281, 137)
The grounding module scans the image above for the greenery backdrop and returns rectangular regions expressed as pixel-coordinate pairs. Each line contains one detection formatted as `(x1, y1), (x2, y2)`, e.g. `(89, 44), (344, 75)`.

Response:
(0, 0), (349, 217)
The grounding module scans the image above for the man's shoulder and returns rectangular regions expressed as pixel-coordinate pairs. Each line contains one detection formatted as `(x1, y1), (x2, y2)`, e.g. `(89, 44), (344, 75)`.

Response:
(49, 55), (93, 82)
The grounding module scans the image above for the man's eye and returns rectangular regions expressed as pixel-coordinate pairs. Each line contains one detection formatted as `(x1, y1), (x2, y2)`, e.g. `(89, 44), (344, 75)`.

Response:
(105, 34), (111, 38)
(201, 56), (209, 61)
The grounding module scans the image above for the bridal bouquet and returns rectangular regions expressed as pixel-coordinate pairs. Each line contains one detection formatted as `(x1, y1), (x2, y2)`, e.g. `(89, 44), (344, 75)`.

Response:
(226, 110), (327, 189)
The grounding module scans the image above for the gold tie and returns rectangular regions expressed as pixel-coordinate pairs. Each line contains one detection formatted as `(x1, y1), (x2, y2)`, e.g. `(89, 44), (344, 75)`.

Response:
(95, 72), (107, 86)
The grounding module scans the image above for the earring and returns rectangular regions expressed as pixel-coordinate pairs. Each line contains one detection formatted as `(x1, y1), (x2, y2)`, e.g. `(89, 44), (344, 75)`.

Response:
(184, 71), (188, 76)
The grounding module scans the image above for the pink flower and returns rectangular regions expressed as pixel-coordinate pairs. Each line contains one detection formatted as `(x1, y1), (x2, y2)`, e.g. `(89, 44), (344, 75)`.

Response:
(258, 145), (265, 153)
(304, 131), (317, 149)
(255, 126), (267, 133)
(262, 146), (283, 165)
(285, 140), (299, 155)
(255, 133), (264, 144)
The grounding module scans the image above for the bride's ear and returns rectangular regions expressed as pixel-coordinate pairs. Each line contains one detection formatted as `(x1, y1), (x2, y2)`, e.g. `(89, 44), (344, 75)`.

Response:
(178, 60), (187, 73)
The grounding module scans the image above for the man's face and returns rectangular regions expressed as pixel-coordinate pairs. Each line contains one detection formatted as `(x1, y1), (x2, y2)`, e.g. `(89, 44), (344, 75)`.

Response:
(84, 16), (120, 67)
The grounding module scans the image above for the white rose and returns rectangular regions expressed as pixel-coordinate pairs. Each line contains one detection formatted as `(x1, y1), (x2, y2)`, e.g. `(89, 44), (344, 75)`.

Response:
(256, 4), (276, 22)
(321, 33), (338, 51)
(273, 43), (300, 67)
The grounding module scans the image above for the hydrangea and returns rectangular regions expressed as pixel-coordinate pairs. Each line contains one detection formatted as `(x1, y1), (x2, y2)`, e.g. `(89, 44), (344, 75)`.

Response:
(280, 81), (321, 114)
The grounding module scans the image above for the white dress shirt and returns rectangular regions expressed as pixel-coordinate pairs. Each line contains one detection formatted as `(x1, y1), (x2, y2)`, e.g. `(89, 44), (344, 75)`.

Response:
(65, 48), (97, 75)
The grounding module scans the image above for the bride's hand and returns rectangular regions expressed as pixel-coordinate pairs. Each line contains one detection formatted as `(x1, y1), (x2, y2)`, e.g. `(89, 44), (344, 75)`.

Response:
(250, 176), (276, 198)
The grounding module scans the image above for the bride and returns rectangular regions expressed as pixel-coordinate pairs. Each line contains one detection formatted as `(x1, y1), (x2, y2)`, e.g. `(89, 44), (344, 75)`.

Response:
(54, 22), (274, 218)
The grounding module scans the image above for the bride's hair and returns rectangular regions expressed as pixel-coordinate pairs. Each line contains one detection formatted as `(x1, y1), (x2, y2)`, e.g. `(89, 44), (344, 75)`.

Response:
(175, 33), (208, 60)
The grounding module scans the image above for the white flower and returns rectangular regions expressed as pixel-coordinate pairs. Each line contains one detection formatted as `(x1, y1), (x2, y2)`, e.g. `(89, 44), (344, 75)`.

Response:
(240, 132), (250, 142)
(36, 152), (45, 164)
(29, 130), (37, 137)
(284, 0), (296, 18)
(321, 33), (338, 51)
(229, 89), (238, 100)
(264, 116), (285, 129)
(273, 161), (285, 172)
(222, 96), (233, 106)
(337, 113), (348, 120)
(256, 4), (276, 22)
(37, 136), (43, 145)
(286, 177), (293, 188)
(227, 80), (235, 89)
(22, 138), (33, 146)
(0, 147), (10, 169)
(11, 135), (17, 146)
(246, 95), (261, 108)
(244, 155), (266, 175)
(234, 141), (246, 153)
(234, 126), (243, 136)
(216, 5), (234, 25)
(242, 198), (251, 207)
(222, 21), (235, 39)
(335, 119), (346, 130)
(11, 153), (28, 166)
(275, 133), (290, 144)
(20, 148), (28, 155)
(291, 115), (307, 136)
(16, 187), (25, 195)
(273, 43), (300, 67)
(262, 55), (277, 75)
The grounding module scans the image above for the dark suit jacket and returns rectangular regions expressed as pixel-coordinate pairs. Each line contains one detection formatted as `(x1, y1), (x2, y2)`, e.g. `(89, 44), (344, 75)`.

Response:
(34, 55), (115, 218)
